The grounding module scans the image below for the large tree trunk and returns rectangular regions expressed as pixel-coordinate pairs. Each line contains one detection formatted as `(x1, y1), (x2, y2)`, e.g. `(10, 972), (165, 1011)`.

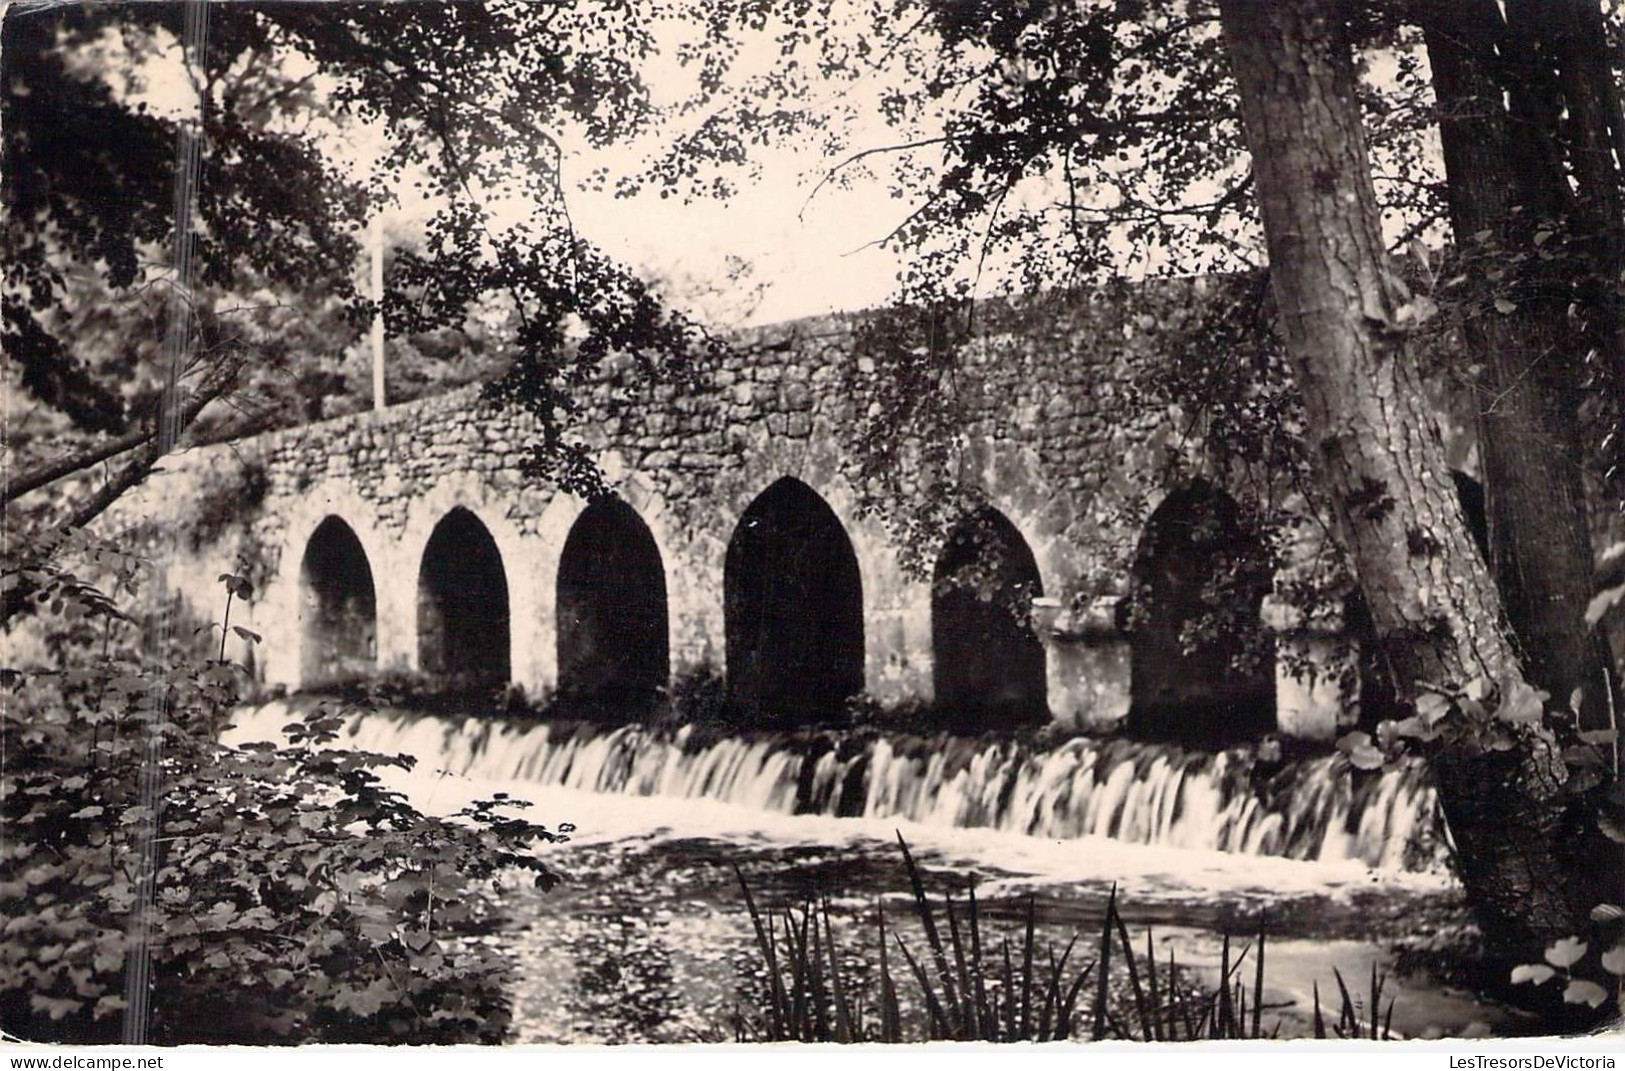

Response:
(1420, 0), (1619, 735)
(1216, 0), (1619, 1009)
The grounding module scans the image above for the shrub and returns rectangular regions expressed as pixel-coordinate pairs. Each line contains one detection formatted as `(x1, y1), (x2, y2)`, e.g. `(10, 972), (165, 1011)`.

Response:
(844, 693), (939, 738)
(1, 565), (567, 1044)
(310, 670), (554, 723)
(657, 664), (729, 727)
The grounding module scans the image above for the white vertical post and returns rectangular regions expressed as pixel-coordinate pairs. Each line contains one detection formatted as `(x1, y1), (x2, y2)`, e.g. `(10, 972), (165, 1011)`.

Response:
(370, 214), (386, 412)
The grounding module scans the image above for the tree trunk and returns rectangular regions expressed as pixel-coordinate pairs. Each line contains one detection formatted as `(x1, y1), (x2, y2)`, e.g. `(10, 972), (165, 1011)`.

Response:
(1217, 0), (1619, 1003)
(1509, 0), (1625, 395)
(1421, 0), (1619, 735)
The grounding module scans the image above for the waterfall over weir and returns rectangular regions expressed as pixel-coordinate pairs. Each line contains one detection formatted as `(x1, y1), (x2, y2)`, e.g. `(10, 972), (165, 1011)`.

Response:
(233, 703), (1443, 871)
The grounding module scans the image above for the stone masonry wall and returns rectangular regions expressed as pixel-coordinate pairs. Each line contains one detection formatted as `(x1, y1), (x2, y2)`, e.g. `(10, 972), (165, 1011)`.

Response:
(109, 280), (1358, 739)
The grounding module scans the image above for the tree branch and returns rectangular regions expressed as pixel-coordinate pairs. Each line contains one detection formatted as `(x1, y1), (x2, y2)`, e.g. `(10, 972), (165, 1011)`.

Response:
(3, 427), (154, 510)
(2, 355), (243, 626)
(800, 137), (948, 220)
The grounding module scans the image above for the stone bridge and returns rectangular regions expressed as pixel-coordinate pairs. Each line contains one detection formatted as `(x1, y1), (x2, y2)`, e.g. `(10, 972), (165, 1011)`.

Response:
(118, 282), (1365, 744)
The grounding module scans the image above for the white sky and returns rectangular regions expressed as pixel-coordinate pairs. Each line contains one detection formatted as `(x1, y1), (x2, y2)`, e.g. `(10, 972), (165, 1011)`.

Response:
(517, 9), (930, 328)
(326, 7), (928, 329)
(564, 150), (912, 327)
(109, 8), (1433, 331)
(107, 13), (915, 328)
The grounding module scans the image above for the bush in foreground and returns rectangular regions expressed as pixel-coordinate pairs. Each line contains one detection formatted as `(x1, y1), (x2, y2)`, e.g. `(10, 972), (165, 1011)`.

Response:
(1, 562), (566, 1044)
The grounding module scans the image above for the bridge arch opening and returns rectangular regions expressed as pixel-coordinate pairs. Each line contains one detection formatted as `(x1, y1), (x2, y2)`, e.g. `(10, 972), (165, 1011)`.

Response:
(932, 506), (1047, 730)
(1126, 481), (1275, 747)
(725, 477), (864, 726)
(299, 516), (377, 686)
(556, 497), (670, 718)
(417, 506), (510, 688)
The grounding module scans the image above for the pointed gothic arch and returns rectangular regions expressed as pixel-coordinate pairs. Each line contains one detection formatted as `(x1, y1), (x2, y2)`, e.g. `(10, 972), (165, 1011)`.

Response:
(298, 515), (377, 685)
(724, 477), (864, 725)
(417, 506), (510, 687)
(556, 497), (670, 717)
(931, 505), (1047, 729)
(1126, 481), (1275, 746)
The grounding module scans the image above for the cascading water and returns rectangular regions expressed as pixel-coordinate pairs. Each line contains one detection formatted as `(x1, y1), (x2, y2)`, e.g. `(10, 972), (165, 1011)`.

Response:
(228, 702), (1442, 871)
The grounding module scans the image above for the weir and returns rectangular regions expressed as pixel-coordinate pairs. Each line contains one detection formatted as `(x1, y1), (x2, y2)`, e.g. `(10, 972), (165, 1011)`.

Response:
(234, 703), (1442, 872)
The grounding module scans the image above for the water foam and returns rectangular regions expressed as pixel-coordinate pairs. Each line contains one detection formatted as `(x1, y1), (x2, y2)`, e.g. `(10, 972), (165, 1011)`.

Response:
(226, 702), (1440, 872)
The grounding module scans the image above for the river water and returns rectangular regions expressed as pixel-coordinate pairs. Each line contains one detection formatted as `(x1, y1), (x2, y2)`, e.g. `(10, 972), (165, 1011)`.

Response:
(225, 702), (1513, 1043)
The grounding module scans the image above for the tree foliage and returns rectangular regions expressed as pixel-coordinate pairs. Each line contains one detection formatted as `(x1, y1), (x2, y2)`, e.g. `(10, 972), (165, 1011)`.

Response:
(1, 565), (567, 1043)
(2, 1), (719, 533)
(624, 0), (1619, 524)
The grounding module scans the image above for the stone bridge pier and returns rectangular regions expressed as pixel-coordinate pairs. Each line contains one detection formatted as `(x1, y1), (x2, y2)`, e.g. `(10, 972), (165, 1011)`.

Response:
(114, 285), (1372, 745)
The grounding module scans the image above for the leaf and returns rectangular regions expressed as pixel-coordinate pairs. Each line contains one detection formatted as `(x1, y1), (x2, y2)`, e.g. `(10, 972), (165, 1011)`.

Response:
(1496, 680), (1547, 726)
(1349, 743), (1386, 771)
(31, 994), (84, 1021)
(93, 994), (128, 1020)
(1375, 719), (1408, 749)
(1494, 298), (1517, 315)
(1579, 729), (1619, 747)
(232, 625), (262, 645)
(332, 978), (394, 1017)
(1590, 904), (1624, 924)
(1387, 715), (1440, 742)
(1586, 583), (1625, 627)
(1563, 980), (1608, 1008)
(1569, 687), (1585, 715)
(1335, 731), (1372, 754)
(1333, 731), (1387, 769)
(1416, 692), (1452, 726)
(1601, 945), (1625, 976)
(1544, 937), (1587, 968)
(1394, 296), (1438, 325)
(1408, 238), (1432, 274)
(1464, 676), (1491, 702)
(359, 921), (395, 943)
(1510, 963), (1557, 985)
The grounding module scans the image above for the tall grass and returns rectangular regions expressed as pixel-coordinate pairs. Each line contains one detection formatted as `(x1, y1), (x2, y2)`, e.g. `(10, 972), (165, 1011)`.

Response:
(733, 833), (1395, 1043)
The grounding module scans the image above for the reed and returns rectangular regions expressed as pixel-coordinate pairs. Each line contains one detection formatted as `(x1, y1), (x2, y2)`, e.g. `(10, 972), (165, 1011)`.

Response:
(732, 833), (1091, 1042)
(733, 834), (1396, 1043)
